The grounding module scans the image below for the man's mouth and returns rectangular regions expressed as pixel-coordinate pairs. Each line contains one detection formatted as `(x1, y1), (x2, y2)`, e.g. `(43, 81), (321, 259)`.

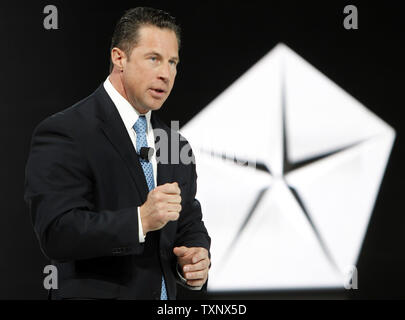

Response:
(149, 88), (166, 99)
(151, 88), (166, 93)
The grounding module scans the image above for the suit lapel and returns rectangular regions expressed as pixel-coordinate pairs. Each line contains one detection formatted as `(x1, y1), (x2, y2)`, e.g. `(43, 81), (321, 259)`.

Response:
(151, 113), (175, 187)
(94, 84), (176, 201)
(94, 85), (149, 202)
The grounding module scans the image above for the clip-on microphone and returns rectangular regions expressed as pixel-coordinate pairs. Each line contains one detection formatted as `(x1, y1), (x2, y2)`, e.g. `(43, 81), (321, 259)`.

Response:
(139, 147), (154, 161)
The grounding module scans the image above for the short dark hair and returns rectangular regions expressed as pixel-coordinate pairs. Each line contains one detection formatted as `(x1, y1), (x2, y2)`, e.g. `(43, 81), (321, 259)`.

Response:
(109, 7), (181, 72)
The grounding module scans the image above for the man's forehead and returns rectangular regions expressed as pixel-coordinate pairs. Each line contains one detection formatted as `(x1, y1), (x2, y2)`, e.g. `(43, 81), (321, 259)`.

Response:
(136, 25), (178, 50)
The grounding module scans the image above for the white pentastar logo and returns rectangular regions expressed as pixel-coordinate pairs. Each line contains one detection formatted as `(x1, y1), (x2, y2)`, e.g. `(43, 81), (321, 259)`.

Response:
(181, 44), (395, 291)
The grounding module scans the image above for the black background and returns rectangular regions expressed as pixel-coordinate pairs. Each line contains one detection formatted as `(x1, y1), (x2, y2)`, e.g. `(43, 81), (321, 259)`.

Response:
(0, 0), (404, 299)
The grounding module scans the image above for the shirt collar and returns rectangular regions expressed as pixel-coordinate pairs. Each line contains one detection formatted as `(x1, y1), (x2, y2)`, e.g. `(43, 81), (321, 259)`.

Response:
(103, 76), (152, 132)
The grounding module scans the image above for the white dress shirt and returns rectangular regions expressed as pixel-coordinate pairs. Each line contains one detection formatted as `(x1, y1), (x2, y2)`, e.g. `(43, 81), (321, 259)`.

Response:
(103, 77), (156, 243)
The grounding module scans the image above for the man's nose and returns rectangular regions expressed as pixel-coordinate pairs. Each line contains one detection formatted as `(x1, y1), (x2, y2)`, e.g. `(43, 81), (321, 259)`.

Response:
(157, 63), (171, 83)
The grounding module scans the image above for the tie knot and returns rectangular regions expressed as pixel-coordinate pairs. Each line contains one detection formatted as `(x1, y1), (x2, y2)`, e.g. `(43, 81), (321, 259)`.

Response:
(133, 116), (147, 135)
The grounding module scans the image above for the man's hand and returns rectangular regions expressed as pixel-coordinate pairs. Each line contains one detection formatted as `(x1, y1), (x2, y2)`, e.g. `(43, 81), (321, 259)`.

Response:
(140, 182), (182, 234)
(173, 246), (210, 287)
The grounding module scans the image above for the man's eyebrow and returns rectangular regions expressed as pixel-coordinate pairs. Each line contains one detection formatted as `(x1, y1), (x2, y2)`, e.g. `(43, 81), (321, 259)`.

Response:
(145, 51), (180, 62)
(145, 51), (162, 57)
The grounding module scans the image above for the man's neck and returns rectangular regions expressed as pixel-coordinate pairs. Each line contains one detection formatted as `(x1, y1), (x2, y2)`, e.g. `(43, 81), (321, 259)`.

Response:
(108, 70), (149, 115)
(109, 70), (127, 100)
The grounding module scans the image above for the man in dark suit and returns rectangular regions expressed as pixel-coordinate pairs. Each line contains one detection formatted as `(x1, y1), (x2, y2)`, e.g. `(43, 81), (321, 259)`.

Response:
(24, 7), (211, 300)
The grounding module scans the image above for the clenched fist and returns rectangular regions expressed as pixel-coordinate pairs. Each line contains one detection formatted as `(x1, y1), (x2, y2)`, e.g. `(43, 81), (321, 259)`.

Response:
(140, 182), (182, 234)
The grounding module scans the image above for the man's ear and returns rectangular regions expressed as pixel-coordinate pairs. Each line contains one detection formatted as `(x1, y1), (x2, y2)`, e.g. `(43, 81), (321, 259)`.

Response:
(111, 47), (126, 71)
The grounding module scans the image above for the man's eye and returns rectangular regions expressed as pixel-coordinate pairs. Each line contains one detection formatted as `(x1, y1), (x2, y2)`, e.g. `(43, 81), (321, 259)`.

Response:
(169, 61), (177, 66)
(150, 57), (157, 62)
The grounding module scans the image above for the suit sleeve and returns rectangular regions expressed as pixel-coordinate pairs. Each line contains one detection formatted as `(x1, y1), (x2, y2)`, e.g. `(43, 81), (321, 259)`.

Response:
(24, 115), (144, 262)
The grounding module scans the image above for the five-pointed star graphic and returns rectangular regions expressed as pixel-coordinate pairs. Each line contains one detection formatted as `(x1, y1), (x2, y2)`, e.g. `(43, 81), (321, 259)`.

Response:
(181, 44), (395, 291)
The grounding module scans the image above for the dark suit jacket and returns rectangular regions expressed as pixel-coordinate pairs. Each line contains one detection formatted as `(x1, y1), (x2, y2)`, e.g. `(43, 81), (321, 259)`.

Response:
(24, 84), (211, 300)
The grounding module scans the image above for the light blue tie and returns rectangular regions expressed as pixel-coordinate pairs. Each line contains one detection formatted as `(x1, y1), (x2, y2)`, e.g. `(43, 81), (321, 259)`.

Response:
(133, 116), (168, 300)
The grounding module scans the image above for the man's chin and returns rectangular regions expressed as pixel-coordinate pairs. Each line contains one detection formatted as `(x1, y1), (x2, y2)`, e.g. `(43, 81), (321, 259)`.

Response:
(146, 100), (165, 112)
(149, 104), (164, 112)
(135, 102), (164, 114)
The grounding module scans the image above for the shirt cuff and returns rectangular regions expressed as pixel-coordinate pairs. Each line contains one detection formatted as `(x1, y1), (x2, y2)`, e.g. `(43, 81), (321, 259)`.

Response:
(176, 263), (203, 290)
(137, 207), (145, 243)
